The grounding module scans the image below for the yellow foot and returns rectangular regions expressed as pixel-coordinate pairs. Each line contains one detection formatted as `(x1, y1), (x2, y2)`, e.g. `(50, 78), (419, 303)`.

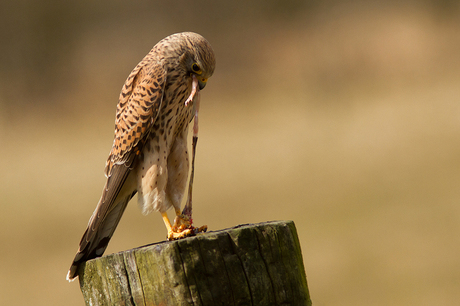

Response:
(162, 212), (208, 241)
(167, 228), (194, 240)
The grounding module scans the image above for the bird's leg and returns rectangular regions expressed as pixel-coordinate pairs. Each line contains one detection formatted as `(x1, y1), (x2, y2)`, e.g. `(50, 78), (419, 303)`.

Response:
(162, 211), (192, 240)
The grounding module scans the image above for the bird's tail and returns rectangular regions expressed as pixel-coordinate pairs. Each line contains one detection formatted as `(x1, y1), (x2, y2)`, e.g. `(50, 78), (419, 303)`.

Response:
(66, 193), (134, 282)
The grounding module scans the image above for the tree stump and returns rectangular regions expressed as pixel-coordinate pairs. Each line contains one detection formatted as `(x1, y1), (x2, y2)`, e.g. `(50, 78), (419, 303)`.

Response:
(78, 220), (312, 306)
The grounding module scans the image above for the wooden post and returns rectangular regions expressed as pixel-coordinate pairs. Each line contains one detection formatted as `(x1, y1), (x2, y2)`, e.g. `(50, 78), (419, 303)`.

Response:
(78, 220), (312, 306)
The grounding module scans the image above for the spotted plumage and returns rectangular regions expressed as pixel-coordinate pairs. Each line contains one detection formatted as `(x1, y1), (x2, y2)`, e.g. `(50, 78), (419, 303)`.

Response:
(67, 32), (215, 281)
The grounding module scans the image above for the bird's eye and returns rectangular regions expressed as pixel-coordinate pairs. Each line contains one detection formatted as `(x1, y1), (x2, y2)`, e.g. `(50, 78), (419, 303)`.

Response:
(191, 63), (202, 74)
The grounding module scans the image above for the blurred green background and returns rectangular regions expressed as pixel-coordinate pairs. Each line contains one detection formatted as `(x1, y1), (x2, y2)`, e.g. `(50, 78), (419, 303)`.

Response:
(1, 0), (459, 305)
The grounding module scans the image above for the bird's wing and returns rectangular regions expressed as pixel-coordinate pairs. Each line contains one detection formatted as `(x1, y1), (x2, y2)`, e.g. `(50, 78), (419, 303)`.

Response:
(66, 60), (167, 281)
(106, 59), (166, 176)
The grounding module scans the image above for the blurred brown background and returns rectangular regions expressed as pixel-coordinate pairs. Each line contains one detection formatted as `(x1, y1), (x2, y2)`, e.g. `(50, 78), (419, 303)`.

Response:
(1, 0), (459, 305)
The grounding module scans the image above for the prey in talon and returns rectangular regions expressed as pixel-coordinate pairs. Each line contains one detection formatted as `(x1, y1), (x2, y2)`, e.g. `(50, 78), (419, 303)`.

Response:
(66, 32), (215, 281)
(167, 72), (209, 241)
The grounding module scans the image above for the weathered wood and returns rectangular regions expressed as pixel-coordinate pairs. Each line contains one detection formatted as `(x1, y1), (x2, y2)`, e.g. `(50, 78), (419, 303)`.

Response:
(78, 220), (312, 306)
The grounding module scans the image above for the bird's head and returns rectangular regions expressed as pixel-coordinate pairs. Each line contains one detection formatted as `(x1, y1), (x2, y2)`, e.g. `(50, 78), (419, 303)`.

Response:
(176, 32), (216, 90)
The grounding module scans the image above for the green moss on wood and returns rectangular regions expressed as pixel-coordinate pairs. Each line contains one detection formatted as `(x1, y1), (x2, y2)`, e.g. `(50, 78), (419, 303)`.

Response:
(79, 221), (312, 306)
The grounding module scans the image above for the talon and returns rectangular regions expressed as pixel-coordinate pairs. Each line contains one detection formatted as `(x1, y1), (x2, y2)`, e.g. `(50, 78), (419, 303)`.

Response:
(167, 228), (193, 241)
(162, 211), (206, 241)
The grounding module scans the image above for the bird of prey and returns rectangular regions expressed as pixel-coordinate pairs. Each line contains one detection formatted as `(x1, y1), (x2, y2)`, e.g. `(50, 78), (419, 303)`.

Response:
(66, 32), (215, 282)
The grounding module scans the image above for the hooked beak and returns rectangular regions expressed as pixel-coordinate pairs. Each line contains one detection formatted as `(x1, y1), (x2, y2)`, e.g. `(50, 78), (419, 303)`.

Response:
(197, 77), (208, 90)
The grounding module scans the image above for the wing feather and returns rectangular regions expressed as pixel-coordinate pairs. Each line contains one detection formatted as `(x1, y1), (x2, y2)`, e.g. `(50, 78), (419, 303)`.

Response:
(67, 58), (167, 281)
(105, 60), (166, 176)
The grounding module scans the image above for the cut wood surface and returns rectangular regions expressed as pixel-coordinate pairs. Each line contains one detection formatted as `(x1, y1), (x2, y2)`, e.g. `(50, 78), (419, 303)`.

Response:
(78, 220), (312, 306)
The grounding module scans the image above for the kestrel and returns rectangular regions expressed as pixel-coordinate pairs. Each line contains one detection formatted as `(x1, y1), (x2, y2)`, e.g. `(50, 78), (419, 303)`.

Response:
(66, 32), (215, 282)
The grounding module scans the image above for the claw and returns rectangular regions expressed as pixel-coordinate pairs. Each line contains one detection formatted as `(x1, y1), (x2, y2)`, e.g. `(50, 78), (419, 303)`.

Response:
(167, 228), (193, 241)
(162, 212), (207, 241)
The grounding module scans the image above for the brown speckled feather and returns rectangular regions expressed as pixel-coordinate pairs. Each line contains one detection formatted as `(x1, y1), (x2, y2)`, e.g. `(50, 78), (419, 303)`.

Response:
(106, 59), (166, 174)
